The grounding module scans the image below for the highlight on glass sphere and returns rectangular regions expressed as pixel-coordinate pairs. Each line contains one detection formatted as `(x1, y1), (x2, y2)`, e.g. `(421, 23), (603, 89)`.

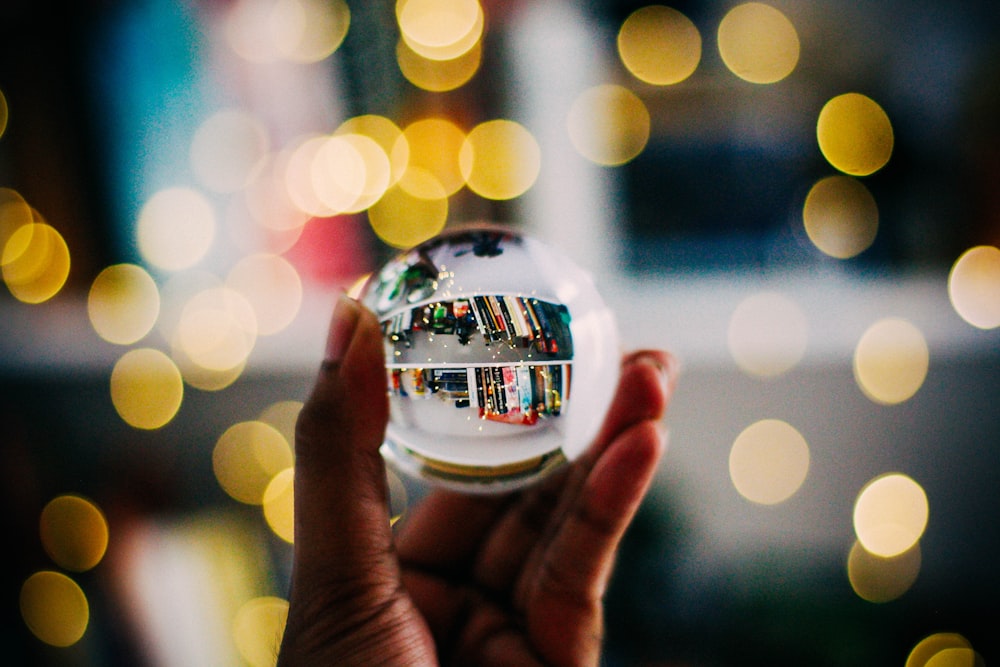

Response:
(359, 223), (620, 493)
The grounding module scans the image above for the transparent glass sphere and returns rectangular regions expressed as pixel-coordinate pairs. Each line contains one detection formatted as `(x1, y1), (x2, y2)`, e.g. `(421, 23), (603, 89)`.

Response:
(360, 223), (620, 494)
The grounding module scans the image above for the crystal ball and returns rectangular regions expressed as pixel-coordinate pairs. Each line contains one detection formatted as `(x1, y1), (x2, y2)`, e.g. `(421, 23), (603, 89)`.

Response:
(360, 223), (620, 494)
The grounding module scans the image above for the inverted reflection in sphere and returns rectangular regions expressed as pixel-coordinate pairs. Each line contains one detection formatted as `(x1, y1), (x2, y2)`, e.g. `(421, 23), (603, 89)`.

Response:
(361, 224), (619, 493)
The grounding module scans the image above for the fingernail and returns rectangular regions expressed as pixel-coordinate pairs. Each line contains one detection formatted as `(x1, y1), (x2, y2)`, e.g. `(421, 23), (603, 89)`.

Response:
(326, 295), (362, 363)
(634, 353), (673, 395)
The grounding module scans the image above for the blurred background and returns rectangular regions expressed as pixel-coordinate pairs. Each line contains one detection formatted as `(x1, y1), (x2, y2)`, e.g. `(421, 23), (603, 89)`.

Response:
(2, 0), (999, 665)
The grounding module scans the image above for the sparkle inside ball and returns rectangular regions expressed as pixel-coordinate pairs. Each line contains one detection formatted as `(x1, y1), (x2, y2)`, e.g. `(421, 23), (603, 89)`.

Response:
(360, 224), (620, 494)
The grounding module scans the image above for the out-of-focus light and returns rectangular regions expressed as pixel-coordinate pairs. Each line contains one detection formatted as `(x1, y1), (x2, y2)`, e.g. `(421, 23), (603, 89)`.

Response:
(817, 93), (894, 176)
(396, 37), (482, 92)
(20, 571), (89, 648)
(39, 495), (109, 573)
(233, 596), (288, 667)
(88, 263), (160, 345)
(853, 472), (928, 558)
(459, 119), (541, 201)
(213, 421), (293, 505)
(0, 87), (8, 139)
(402, 118), (467, 196)
(567, 84), (650, 166)
(279, 0), (350, 64)
(190, 109), (269, 194)
(396, 0), (483, 61)
(226, 253), (302, 336)
(177, 286), (258, 372)
(717, 2), (799, 84)
(948, 245), (1000, 329)
(224, 0), (349, 64)
(802, 175), (879, 259)
(262, 467), (294, 543)
(314, 134), (392, 213)
(336, 115), (410, 187)
(853, 317), (929, 405)
(111, 348), (185, 430)
(729, 418), (810, 505)
(847, 539), (921, 603)
(137, 187), (216, 272)
(906, 633), (974, 667)
(727, 291), (808, 378)
(368, 169), (448, 249)
(2, 222), (71, 304)
(925, 648), (984, 667)
(0, 188), (33, 253)
(617, 6), (701, 86)
(387, 469), (408, 526)
(172, 342), (247, 391)
(259, 400), (302, 447)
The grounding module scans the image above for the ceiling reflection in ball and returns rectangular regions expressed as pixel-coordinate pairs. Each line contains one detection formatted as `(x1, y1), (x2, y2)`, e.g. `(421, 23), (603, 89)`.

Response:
(360, 224), (620, 493)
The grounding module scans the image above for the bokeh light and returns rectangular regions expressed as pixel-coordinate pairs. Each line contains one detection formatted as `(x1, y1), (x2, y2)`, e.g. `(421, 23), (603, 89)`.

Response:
(925, 648), (984, 667)
(223, 0), (350, 64)
(853, 472), (929, 558)
(368, 169), (448, 249)
(729, 418), (810, 505)
(137, 187), (216, 272)
(226, 253), (302, 336)
(567, 84), (650, 166)
(1, 222), (71, 304)
(110, 348), (185, 430)
(259, 400), (303, 448)
(397, 38), (481, 91)
(0, 187), (33, 252)
(617, 5), (701, 86)
(459, 119), (541, 200)
(717, 2), (799, 84)
(727, 291), (808, 377)
(39, 495), (109, 573)
(396, 0), (483, 61)
(279, 0), (351, 64)
(20, 571), (89, 648)
(0, 87), (8, 139)
(176, 286), (258, 372)
(402, 117), (467, 196)
(190, 109), (269, 194)
(88, 263), (160, 345)
(847, 539), (921, 603)
(853, 317), (929, 405)
(312, 133), (391, 213)
(335, 115), (410, 186)
(906, 633), (974, 667)
(802, 175), (879, 259)
(213, 421), (294, 505)
(947, 245), (1000, 329)
(817, 93), (894, 176)
(262, 467), (294, 543)
(233, 596), (288, 667)
(285, 134), (340, 216)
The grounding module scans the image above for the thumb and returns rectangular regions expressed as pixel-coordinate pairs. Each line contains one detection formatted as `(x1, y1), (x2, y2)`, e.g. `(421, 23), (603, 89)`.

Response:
(291, 294), (395, 587)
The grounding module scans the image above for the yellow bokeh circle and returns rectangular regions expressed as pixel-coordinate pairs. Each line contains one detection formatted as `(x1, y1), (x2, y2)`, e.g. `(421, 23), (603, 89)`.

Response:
(20, 571), (90, 648)
(459, 119), (541, 201)
(853, 317), (929, 405)
(617, 5), (701, 86)
(567, 84), (650, 166)
(817, 93), (894, 176)
(729, 418), (810, 505)
(2, 222), (71, 304)
(88, 263), (161, 345)
(213, 420), (293, 505)
(110, 348), (185, 430)
(717, 2), (799, 84)
(39, 495), (109, 573)
(803, 175), (879, 259)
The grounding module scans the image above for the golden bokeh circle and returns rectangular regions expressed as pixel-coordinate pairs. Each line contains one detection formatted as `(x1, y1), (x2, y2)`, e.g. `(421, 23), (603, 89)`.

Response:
(617, 5), (701, 86)
(110, 348), (185, 430)
(39, 495), (110, 573)
(817, 93), (894, 176)
(947, 245), (1000, 329)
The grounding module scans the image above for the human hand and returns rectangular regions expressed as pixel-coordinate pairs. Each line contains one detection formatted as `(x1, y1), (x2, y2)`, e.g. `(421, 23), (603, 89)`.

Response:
(277, 296), (678, 666)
